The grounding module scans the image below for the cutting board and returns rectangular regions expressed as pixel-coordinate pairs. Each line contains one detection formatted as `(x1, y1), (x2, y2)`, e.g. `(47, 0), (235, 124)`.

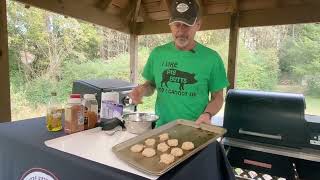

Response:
(44, 127), (159, 180)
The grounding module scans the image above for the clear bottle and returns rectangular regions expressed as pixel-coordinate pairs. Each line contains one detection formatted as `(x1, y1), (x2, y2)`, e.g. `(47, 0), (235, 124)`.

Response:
(83, 94), (98, 130)
(64, 94), (84, 134)
(46, 92), (63, 131)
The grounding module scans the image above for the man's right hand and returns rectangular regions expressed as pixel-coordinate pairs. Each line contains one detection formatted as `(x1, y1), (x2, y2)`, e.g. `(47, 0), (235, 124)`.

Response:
(129, 81), (156, 105)
(129, 85), (145, 104)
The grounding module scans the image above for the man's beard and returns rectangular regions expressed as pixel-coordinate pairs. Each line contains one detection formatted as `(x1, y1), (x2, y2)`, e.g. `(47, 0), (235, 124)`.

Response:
(175, 36), (189, 48)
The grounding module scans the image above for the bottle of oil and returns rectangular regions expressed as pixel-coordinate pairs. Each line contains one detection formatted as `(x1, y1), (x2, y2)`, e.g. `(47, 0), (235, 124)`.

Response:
(46, 92), (62, 131)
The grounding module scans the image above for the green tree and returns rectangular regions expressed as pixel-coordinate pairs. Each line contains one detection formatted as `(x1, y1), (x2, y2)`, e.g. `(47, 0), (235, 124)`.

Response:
(279, 24), (320, 96)
(237, 41), (279, 90)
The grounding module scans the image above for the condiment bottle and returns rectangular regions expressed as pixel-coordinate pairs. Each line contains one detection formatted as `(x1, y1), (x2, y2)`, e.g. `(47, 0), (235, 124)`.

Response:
(64, 94), (84, 134)
(83, 94), (98, 129)
(46, 92), (63, 131)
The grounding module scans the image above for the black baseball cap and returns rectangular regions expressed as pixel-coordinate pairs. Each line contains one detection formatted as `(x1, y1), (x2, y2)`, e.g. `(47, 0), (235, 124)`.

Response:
(169, 0), (199, 26)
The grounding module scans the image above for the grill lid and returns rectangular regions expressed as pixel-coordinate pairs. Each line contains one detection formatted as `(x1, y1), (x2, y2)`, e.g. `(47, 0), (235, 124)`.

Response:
(223, 89), (306, 148)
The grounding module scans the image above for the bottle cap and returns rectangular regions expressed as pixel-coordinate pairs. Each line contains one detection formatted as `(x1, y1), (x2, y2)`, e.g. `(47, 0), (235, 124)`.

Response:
(70, 94), (81, 98)
(68, 98), (82, 104)
(84, 94), (96, 100)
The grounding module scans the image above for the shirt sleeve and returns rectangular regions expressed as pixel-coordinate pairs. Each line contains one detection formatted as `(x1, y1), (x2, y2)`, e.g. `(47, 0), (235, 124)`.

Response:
(142, 49), (156, 82)
(208, 52), (230, 92)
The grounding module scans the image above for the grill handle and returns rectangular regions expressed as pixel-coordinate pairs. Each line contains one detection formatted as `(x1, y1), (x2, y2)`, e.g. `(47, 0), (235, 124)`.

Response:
(238, 128), (282, 140)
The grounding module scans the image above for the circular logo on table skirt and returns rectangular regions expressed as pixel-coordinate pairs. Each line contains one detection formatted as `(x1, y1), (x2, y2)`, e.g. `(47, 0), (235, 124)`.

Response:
(20, 168), (59, 180)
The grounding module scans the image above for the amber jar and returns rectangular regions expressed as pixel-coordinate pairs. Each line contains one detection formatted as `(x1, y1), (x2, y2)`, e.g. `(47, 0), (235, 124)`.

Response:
(64, 96), (84, 134)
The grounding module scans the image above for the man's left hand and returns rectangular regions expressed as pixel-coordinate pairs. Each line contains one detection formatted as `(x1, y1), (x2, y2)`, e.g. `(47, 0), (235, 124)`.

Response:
(195, 113), (212, 125)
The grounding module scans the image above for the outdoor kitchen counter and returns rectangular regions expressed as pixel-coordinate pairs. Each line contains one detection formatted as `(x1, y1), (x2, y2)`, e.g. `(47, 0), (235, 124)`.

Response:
(0, 117), (235, 180)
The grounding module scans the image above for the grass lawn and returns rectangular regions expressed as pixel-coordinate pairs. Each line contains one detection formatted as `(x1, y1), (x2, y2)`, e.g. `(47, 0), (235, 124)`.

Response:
(305, 96), (320, 115)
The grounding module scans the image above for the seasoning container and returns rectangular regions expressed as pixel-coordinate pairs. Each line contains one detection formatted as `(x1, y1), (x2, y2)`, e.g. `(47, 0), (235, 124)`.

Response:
(46, 92), (63, 131)
(64, 94), (84, 134)
(83, 94), (98, 130)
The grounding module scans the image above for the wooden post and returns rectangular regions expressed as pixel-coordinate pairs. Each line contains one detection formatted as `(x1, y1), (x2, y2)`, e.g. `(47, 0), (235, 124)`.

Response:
(129, 34), (138, 84)
(227, 2), (239, 91)
(129, 0), (141, 84)
(0, 0), (12, 122)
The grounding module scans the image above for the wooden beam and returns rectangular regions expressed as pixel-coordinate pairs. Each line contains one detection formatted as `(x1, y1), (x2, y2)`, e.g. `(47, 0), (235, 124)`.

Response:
(137, 3), (146, 22)
(95, 0), (112, 11)
(136, 13), (230, 35)
(112, 0), (129, 8)
(161, 0), (171, 16)
(239, 5), (320, 27)
(129, 0), (142, 33)
(239, 0), (278, 11)
(144, 1), (165, 13)
(198, 0), (208, 16)
(206, 3), (232, 15)
(14, 0), (129, 33)
(119, 0), (134, 26)
(200, 13), (230, 31)
(147, 10), (169, 21)
(231, 0), (238, 13)
(128, 0), (140, 84)
(227, 0), (239, 90)
(0, 0), (12, 122)
(129, 34), (138, 84)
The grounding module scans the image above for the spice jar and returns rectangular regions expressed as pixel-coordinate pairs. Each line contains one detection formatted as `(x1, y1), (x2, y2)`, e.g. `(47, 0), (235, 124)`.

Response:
(83, 94), (98, 130)
(64, 94), (84, 134)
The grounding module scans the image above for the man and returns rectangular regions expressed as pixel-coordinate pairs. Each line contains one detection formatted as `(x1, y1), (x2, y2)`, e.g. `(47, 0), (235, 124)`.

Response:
(129, 0), (229, 127)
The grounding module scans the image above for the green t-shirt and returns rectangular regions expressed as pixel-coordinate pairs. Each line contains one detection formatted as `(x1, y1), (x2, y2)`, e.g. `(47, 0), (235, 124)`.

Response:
(142, 41), (229, 127)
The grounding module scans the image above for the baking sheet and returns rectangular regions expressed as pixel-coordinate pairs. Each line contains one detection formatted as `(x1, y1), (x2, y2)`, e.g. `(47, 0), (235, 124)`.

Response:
(112, 119), (227, 175)
(44, 127), (159, 179)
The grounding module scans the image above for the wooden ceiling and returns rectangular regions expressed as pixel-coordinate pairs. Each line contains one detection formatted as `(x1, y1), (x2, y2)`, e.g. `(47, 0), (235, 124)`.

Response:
(11, 0), (320, 34)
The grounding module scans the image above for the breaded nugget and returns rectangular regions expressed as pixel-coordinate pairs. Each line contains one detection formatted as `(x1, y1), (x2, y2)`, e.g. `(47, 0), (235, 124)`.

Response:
(157, 142), (170, 152)
(142, 148), (156, 157)
(145, 138), (156, 146)
(170, 147), (184, 157)
(159, 133), (169, 141)
(167, 139), (178, 147)
(160, 153), (175, 164)
(130, 144), (144, 153)
(181, 141), (194, 150)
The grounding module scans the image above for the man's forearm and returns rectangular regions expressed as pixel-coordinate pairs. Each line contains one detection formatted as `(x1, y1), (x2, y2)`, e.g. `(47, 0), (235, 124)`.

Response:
(141, 81), (156, 97)
(204, 90), (224, 116)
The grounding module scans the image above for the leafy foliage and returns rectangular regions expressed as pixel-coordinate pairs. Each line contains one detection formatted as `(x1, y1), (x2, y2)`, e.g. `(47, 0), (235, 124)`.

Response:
(279, 24), (320, 96)
(6, 1), (320, 120)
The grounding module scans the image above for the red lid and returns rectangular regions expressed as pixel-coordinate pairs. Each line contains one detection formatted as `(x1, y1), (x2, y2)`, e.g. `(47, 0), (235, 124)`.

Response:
(70, 94), (81, 98)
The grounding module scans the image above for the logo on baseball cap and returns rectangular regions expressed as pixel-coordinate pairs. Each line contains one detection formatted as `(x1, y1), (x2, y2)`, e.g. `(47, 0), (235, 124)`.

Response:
(169, 0), (200, 26)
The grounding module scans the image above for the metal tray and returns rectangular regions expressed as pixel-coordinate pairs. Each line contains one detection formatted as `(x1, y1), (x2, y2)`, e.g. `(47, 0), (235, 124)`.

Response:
(112, 119), (227, 176)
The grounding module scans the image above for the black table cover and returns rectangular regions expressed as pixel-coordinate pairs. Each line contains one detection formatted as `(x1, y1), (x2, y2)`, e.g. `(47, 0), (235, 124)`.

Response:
(0, 117), (235, 180)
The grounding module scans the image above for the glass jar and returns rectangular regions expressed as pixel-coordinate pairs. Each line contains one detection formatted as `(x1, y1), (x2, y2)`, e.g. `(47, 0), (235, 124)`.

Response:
(64, 94), (84, 134)
(46, 92), (63, 131)
(83, 94), (98, 130)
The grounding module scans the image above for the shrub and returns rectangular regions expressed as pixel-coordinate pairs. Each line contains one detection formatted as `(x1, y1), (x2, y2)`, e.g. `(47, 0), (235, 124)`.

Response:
(307, 77), (320, 97)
